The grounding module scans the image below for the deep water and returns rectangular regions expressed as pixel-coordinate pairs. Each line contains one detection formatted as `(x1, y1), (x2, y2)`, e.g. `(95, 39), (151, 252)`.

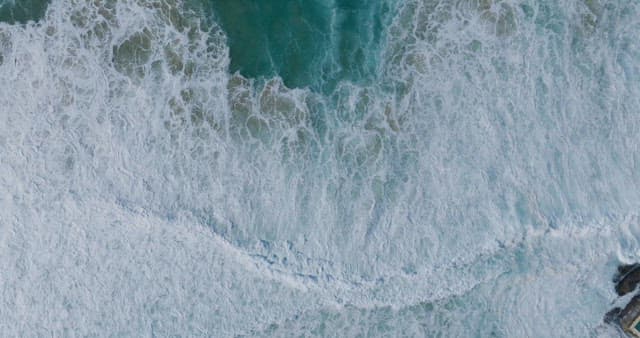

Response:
(0, 0), (48, 24)
(1, 0), (640, 336)
(207, 0), (390, 92)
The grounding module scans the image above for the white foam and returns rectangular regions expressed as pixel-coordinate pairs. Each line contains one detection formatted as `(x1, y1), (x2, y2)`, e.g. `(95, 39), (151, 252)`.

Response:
(1, 0), (640, 335)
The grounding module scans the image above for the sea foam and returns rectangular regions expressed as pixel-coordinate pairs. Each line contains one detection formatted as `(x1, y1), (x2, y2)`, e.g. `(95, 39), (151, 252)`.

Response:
(0, 0), (639, 336)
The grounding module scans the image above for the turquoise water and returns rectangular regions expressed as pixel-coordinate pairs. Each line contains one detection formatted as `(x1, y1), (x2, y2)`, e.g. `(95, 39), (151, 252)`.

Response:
(207, 0), (390, 91)
(1, 0), (640, 336)
(8, 0), (391, 91)
(0, 0), (48, 24)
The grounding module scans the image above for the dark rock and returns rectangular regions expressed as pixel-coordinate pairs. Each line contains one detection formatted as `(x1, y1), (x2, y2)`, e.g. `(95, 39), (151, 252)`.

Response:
(606, 296), (640, 337)
(604, 307), (621, 324)
(615, 264), (640, 296)
(606, 264), (640, 337)
(616, 264), (640, 282)
(619, 295), (640, 336)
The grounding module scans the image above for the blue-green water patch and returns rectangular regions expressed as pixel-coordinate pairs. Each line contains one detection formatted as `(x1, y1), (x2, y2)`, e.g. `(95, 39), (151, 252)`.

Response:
(206, 0), (391, 92)
(0, 0), (49, 24)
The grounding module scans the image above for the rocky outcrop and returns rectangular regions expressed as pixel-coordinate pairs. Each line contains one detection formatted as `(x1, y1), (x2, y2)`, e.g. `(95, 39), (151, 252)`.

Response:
(606, 263), (640, 337)
(615, 264), (640, 296)
(620, 295), (640, 335)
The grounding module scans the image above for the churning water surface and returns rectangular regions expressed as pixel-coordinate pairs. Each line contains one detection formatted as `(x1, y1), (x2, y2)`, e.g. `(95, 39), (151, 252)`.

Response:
(0, 0), (639, 336)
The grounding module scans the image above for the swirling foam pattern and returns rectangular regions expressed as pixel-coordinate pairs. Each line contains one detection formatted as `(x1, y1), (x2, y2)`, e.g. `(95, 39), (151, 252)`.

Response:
(0, 0), (639, 336)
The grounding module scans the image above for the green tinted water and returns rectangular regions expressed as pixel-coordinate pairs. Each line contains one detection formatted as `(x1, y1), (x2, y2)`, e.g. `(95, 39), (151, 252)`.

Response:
(0, 0), (391, 92)
(0, 0), (49, 24)
(207, 0), (390, 92)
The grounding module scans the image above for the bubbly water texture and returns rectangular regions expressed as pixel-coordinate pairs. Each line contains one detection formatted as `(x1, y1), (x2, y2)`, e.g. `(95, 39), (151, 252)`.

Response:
(0, 0), (639, 336)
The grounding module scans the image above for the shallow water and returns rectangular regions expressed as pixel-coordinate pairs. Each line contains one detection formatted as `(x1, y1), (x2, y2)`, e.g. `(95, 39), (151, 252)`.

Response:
(0, 0), (639, 336)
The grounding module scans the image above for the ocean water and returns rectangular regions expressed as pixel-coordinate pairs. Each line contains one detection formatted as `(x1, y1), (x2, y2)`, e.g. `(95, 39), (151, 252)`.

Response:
(206, 0), (389, 91)
(0, 0), (639, 336)
(0, 0), (48, 24)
